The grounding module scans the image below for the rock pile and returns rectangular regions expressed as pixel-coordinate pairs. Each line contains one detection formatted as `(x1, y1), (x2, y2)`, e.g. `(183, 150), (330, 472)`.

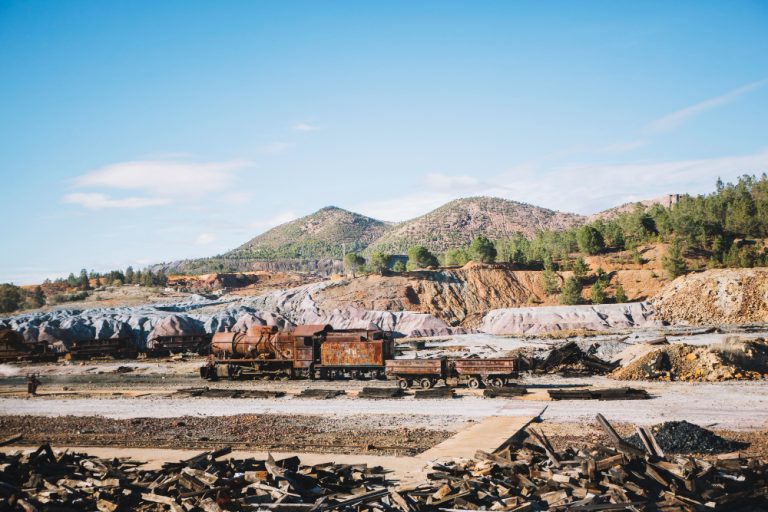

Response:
(652, 268), (768, 325)
(612, 338), (768, 381)
(626, 421), (749, 455)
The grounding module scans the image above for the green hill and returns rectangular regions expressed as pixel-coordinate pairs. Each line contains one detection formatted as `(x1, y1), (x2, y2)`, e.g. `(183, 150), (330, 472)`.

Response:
(364, 197), (586, 255)
(224, 206), (391, 260)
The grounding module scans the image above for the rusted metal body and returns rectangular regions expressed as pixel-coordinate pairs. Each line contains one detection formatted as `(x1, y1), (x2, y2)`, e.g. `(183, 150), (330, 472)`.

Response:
(320, 330), (394, 367)
(454, 357), (518, 377)
(203, 325), (393, 380)
(385, 357), (519, 389)
(148, 334), (212, 355)
(67, 337), (138, 360)
(385, 358), (448, 389)
(0, 329), (54, 362)
(211, 326), (291, 359)
(454, 357), (519, 389)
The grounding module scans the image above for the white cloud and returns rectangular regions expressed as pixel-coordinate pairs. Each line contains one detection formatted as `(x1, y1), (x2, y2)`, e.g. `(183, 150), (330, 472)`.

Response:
(598, 139), (649, 153)
(648, 79), (768, 132)
(354, 192), (457, 222)
(492, 150), (768, 214)
(257, 142), (294, 154)
(194, 233), (217, 245)
(64, 158), (251, 209)
(292, 122), (319, 132)
(422, 173), (481, 191)
(73, 158), (249, 196)
(63, 193), (171, 209)
(248, 211), (298, 232)
(354, 149), (768, 220)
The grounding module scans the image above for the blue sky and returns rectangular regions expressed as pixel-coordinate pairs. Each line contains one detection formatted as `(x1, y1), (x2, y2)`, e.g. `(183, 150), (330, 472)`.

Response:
(1, 1), (767, 284)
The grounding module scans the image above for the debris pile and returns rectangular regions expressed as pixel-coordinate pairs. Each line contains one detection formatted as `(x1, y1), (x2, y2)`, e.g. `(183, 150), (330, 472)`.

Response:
(413, 387), (454, 399)
(2, 414), (767, 511)
(483, 386), (527, 398)
(548, 387), (650, 401)
(0, 445), (393, 511)
(296, 389), (346, 399)
(357, 387), (404, 399)
(613, 338), (768, 381)
(530, 341), (619, 376)
(626, 420), (749, 455)
(174, 388), (285, 399)
(401, 414), (767, 511)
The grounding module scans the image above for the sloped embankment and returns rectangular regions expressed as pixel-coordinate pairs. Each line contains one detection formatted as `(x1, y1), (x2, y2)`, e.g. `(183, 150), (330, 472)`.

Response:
(652, 268), (768, 325)
(317, 264), (560, 327)
(479, 302), (658, 335)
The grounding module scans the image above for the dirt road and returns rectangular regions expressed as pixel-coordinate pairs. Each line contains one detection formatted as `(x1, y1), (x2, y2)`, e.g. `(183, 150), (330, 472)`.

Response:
(1, 376), (766, 430)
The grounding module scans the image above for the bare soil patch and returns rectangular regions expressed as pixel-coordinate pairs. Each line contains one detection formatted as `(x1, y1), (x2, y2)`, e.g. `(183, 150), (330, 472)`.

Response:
(0, 414), (451, 456)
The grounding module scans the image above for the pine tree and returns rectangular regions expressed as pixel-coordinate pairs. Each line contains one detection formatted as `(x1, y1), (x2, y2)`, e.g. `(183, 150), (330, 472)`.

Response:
(576, 225), (605, 255)
(470, 235), (497, 263)
(662, 240), (688, 278)
(79, 269), (92, 291)
(573, 258), (589, 281)
(614, 283), (628, 303)
(590, 281), (606, 304)
(32, 286), (45, 308)
(125, 266), (135, 284)
(560, 276), (582, 305)
(542, 269), (559, 295)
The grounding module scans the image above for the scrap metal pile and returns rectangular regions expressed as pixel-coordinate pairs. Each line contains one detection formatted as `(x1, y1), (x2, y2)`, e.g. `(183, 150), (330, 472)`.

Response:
(1, 415), (766, 511)
(0, 445), (392, 511)
(403, 414), (767, 511)
(527, 341), (619, 376)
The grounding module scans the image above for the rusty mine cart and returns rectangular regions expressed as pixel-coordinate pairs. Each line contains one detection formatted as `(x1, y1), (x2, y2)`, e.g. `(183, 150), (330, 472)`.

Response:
(385, 357), (519, 389)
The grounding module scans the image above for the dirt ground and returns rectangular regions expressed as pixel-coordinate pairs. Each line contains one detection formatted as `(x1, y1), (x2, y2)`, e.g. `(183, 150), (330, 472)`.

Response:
(0, 413), (450, 456)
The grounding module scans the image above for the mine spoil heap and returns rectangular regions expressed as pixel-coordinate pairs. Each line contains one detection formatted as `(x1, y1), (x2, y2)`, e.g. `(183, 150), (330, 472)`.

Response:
(2, 415), (767, 511)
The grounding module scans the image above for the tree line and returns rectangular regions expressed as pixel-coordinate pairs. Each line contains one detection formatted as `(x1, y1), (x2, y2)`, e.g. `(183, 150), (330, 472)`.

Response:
(0, 266), (170, 313)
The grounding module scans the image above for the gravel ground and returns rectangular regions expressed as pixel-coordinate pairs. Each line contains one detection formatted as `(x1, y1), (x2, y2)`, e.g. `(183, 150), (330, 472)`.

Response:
(0, 413), (452, 456)
(2, 376), (767, 430)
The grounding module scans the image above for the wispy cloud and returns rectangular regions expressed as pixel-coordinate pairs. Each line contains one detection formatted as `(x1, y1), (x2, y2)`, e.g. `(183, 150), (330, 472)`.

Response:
(423, 173), (481, 190)
(598, 139), (649, 153)
(248, 211), (298, 232)
(64, 158), (251, 209)
(257, 142), (294, 154)
(194, 233), (217, 245)
(292, 122), (319, 132)
(648, 79), (768, 132)
(354, 150), (768, 220)
(63, 193), (171, 209)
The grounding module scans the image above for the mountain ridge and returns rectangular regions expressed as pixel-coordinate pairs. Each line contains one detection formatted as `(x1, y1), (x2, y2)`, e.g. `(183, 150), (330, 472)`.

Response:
(156, 194), (674, 274)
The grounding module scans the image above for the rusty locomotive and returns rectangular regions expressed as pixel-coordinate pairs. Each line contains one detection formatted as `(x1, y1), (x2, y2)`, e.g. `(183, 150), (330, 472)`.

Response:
(201, 324), (395, 380)
(200, 324), (519, 387)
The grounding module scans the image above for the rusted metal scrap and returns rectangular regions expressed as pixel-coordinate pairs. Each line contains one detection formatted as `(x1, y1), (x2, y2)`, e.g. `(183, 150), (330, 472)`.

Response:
(0, 445), (392, 511)
(548, 387), (650, 401)
(402, 415), (767, 511)
(536, 341), (619, 376)
(2, 414), (766, 511)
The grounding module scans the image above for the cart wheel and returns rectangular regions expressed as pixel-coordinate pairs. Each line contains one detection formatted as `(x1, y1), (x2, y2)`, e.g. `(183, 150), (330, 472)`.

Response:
(489, 377), (504, 388)
(227, 365), (241, 381)
(468, 377), (482, 389)
(397, 378), (410, 390)
(420, 378), (433, 389)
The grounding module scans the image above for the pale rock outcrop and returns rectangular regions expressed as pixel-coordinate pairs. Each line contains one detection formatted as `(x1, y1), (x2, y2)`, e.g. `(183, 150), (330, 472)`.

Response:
(480, 302), (659, 335)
